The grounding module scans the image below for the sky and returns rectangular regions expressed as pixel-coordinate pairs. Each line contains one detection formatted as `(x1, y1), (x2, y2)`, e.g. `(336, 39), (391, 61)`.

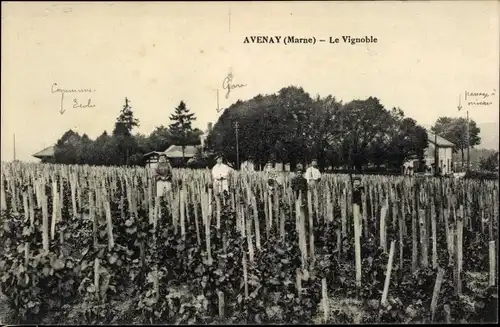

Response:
(2, 1), (499, 162)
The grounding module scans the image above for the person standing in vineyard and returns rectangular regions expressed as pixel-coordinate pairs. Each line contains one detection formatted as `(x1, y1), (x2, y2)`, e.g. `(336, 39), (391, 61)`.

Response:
(212, 154), (233, 196)
(265, 160), (283, 192)
(153, 154), (173, 198)
(291, 163), (308, 200)
(305, 159), (321, 188)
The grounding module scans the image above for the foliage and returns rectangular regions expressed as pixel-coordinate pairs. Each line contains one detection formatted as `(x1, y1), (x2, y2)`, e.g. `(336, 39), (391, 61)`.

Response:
(113, 97), (140, 137)
(1, 163), (498, 324)
(206, 87), (429, 171)
(479, 151), (499, 172)
(431, 117), (481, 165)
(169, 101), (199, 162)
(49, 98), (201, 167)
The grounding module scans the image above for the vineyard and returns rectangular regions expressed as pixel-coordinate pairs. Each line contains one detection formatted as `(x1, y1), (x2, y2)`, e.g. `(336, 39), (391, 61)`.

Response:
(0, 162), (498, 324)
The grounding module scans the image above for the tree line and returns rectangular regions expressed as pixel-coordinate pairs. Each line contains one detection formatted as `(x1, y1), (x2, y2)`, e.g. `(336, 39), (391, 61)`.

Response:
(52, 98), (202, 167)
(206, 86), (492, 172)
(206, 86), (430, 172)
(49, 85), (494, 173)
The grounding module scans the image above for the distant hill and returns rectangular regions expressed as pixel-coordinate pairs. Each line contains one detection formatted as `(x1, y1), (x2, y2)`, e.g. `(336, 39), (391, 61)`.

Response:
(477, 122), (499, 150)
(452, 148), (497, 171)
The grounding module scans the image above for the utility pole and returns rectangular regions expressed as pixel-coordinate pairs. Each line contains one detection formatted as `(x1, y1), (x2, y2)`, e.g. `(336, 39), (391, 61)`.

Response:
(434, 132), (439, 177)
(13, 134), (16, 161)
(458, 93), (470, 172)
(466, 109), (470, 172)
(235, 121), (240, 170)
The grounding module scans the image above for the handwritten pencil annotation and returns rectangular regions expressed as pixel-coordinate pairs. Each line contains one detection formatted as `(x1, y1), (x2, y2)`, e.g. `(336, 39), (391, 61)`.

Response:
(51, 83), (96, 115)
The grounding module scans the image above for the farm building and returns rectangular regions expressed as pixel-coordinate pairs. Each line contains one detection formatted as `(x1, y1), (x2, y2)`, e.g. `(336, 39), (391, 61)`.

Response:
(143, 145), (201, 168)
(32, 145), (56, 163)
(403, 131), (455, 175)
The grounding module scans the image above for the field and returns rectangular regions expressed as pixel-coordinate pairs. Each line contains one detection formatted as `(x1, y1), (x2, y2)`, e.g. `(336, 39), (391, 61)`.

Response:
(0, 162), (498, 324)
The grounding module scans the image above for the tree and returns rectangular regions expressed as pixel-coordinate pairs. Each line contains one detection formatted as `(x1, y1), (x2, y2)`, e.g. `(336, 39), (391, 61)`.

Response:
(135, 133), (152, 153)
(113, 97), (140, 136)
(479, 151), (499, 172)
(75, 134), (94, 165)
(169, 101), (197, 162)
(333, 97), (394, 172)
(54, 130), (81, 165)
(148, 126), (173, 152)
(384, 114), (428, 169)
(113, 98), (140, 165)
(207, 88), (425, 173)
(431, 117), (481, 168)
(93, 131), (114, 166)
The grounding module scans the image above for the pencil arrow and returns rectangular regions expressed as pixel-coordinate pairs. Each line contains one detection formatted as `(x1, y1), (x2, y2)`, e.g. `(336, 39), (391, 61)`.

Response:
(59, 108), (66, 115)
(457, 93), (462, 111)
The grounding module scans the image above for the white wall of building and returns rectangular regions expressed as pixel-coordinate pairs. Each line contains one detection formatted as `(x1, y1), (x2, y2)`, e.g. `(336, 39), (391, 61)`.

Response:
(438, 147), (453, 174)
(403, 144), (454, 175)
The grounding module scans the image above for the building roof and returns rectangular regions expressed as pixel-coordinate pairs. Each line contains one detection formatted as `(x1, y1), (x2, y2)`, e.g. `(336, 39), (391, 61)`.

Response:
(164, 145), (199, 158)
(33, 145), (55, 158)
(143, 145), (200, 159)
(427, 131), (455, 148)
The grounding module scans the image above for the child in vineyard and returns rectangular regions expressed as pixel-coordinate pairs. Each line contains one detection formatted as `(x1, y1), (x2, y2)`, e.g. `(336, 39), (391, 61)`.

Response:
(265, 160), (282, 192)
(153, 154), (173, 198)
(211, 154), (233, 196)
(291, 163), (308, 201)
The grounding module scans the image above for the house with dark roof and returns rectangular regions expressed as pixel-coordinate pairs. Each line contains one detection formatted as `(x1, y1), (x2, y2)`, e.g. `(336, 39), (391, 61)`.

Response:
(143, 145), (202, 168)
(403, 130), (456, 175)
(32, 145), (56, 163)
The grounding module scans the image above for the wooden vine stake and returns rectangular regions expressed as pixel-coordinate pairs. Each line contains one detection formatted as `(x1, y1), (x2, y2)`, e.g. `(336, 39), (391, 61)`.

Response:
(70, 175), (77, 218)
(419, 209), (428, 268)
(216, 194), (221, 230)
(89, 191), (97, 250)
(308, 189), (315, 264)
(246, 214), (255, 263)
(489, 241), (496, 286)
(430, 268), (445, 322)
(193, 191), (201, 246)
(204, 194), (213, 266)
(267, 191), (273, 237)
(353, 203), (362, 290)
(242, 251), (249, 300)
(217, 291), (225, 319)
(455, 215), (463, 295)
(398, 203), (404, 268)
(322, 278), (329, 323)
(341, 190), (347, 241)
(380, 200), (387, 253)
(51, 181), (58, 240)
(41, 193), (49, 253)
(411, 206), (418, 273)
(431, 205), (437, 269)
(381, 240), (395, 307)
(105, 201), (114, 250)
(296, 268), (302, 299)
(94, 258), (100, 300)
(0, 172), (6, 211)
(180, 189), (186, 241)
(336, 229), (341, 262)
(296, 195), (307, 270)
(252, 196), (261, 250)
